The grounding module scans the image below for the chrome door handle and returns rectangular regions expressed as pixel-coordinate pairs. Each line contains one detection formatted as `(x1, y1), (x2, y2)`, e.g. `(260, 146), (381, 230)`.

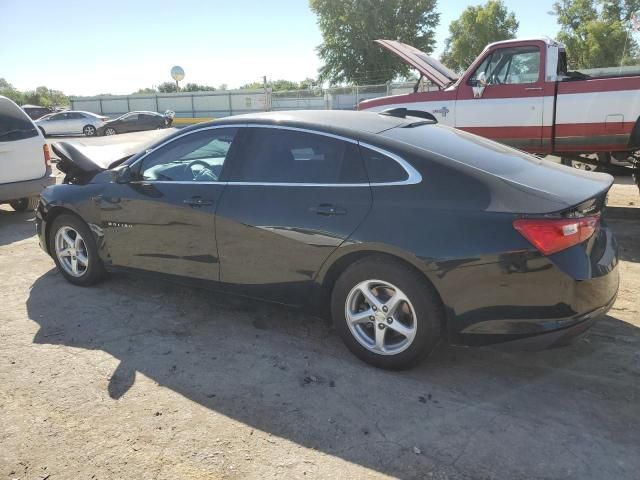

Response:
(184, 197), (214, 207)
(310, 204), (347, 216)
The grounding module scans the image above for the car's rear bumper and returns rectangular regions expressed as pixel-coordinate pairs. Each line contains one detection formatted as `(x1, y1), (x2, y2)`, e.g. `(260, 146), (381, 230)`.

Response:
(442, 224), (619, 348)
(0, 168), (55, 203)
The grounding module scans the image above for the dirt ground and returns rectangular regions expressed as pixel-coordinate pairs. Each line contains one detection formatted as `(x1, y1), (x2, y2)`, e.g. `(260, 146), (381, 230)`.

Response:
(1, 134), (639, 479)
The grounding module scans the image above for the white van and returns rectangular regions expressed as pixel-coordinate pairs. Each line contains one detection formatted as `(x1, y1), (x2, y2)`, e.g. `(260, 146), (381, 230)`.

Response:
(0, 96), (55, 211)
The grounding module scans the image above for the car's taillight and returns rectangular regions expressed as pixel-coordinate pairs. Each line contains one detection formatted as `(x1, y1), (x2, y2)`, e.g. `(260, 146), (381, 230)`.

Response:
(513, 216), (600, 256)
(43, 144), (51, 166)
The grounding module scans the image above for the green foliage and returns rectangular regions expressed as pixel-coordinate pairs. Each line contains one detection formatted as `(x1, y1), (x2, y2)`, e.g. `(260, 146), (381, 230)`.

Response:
(310, 0), (439, 85)
(157, 81), (179, 93)
(0, 79), (68, 107)
(183, 82), (217, 92)
(553, 0), (640, 69)
(441, 0), (519, 72)
(239, 78), (319, 91)
(134, 87), (157, 94)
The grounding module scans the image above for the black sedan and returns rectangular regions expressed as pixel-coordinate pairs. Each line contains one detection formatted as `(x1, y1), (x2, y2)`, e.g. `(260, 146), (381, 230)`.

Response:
(98, 111), (171, 136)
(36, 110), (619, 369)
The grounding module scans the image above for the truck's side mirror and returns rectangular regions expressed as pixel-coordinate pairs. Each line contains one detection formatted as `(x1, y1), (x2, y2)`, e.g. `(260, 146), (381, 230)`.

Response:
(472, 85), (486, 99)
(471, 72), (486, 98)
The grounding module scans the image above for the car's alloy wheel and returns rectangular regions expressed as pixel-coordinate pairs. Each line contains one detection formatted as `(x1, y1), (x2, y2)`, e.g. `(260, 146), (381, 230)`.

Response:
(331, 256), (443, 369)
(345, 279), (417, 355)
(48, 214), (106, 286)
(104, 127), (117, 136)
(83, 125), (97, 136)
(54, 226), (89, 277)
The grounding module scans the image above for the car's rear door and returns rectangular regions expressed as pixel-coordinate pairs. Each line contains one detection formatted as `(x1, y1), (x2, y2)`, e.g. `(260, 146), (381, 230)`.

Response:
(98, 126), (239, 280)
(67, 112), (87, 134)
(123, 113), (140, 132)
(215, 126), (372, 304)
(140, 113), (160, 130)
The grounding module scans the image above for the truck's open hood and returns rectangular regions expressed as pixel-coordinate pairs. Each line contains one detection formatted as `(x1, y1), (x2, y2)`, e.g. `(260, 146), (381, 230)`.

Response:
(375, 39), (459, 89)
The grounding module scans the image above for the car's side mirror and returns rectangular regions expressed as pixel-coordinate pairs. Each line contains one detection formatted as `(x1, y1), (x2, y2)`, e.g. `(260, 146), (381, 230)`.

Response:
(111, 165), (133, 184)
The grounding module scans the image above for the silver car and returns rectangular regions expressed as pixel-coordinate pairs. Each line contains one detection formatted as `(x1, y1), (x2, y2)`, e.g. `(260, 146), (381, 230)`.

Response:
(36, 111), (108, 137)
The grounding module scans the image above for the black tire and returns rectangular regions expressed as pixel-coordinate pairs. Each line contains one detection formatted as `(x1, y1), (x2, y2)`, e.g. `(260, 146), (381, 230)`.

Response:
(331, 256), (443, 369)
(9, 197), (39, 212)
(48, 213), (106, 286)
(83, 125), (97, 137)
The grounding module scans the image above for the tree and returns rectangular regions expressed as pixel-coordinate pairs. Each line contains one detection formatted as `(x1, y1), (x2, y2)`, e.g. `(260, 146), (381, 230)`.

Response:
(310, 0), (439, 85)
(183, 82), (217, 92)
(157, 82), (178, 93)
(134, 87), (157, 94)
(441, 0), (519, 72)
(0, 78), (24, 104)
(553, 0), (639, 69)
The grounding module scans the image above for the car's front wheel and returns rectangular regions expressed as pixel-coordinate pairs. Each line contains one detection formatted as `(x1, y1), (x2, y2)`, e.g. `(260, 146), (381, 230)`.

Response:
(9, 197), (39, 212)
(331, 256), (443, 369)
(48, 214), (106, 286)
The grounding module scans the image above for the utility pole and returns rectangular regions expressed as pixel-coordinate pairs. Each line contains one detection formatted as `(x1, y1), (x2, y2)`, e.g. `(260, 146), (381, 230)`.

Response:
(263, 75), (270, 111)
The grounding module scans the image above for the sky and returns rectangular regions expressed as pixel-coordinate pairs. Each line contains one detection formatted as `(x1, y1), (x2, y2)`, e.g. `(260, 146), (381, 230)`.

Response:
(0, 0), (559, 96)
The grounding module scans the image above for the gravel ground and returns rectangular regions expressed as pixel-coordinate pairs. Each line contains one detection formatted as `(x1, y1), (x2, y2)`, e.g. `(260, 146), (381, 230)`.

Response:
(0, 132), (639, 479)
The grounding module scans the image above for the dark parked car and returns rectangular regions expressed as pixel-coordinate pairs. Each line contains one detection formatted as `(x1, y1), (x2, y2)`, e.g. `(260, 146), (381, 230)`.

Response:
(98, 111), (172, 136)
(36, 110), (619, 369)
(22, 104), (53, 120)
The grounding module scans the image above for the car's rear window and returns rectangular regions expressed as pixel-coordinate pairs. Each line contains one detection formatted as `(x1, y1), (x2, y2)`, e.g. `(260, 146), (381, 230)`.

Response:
(0, 99), (39, 142)
(359, 145), (408, 183)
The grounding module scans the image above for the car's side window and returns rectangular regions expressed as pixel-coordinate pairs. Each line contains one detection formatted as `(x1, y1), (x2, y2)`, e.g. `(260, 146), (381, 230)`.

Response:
(231, 128), (367, 184)
(125, 114), (139, 122)
(359, 146), (408, 183)
(0, 100), (38, 142)
(138, 127), (238, 182)
(469, 47), (540, 86)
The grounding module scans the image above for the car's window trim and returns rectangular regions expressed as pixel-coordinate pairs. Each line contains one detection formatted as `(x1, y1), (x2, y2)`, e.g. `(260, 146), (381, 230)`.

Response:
(130, 123), (421, 187)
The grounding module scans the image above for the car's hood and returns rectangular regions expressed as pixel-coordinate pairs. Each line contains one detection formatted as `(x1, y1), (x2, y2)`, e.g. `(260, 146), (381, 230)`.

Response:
(375, 39), (459, 89)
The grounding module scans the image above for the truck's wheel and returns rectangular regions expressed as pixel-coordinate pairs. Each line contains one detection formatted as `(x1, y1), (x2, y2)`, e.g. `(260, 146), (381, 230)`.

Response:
(9, 197), (39, 212)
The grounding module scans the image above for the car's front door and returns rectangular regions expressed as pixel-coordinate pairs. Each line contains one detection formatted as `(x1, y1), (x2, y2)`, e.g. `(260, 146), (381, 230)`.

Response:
(215, 126), (372, 304)
(98, 126), (239, 280)
(45, 112), (71, 134)
(456, 44), (547, 152)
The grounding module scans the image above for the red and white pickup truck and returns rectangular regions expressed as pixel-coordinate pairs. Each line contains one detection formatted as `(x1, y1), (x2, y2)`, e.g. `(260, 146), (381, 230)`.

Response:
(359, 37), (640, 175)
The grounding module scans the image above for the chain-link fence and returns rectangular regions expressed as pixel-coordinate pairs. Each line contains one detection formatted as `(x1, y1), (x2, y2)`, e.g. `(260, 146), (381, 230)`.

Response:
(69, 82), (425, 120)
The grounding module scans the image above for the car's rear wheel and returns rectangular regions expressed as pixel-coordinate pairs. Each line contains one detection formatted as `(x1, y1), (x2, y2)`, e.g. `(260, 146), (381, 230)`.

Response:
(9, 197), (39, 212)
(83, 125), (97, 137)
(104, 127), (117, 136)
(331, 256), (443, 369)
(48, 214), (106, 286)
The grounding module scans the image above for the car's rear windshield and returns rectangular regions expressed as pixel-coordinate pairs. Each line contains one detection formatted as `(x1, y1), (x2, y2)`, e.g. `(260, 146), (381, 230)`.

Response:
(0, 99), (39, 142)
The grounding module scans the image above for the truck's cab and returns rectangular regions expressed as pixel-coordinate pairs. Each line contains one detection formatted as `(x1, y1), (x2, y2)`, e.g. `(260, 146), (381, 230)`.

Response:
(360, 38), (640, 161)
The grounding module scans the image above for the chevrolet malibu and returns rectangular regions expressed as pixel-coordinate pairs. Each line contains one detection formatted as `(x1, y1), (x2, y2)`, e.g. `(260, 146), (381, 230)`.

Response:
(36, 110), (619, 369)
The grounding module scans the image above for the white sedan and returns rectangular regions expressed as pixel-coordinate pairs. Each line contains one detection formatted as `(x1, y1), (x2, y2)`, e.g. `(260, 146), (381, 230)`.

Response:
(36, 111), (109, 137)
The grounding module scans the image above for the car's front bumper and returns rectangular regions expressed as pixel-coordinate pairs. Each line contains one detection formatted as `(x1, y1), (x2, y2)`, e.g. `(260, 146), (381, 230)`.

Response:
(0, 167), (55, 203)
